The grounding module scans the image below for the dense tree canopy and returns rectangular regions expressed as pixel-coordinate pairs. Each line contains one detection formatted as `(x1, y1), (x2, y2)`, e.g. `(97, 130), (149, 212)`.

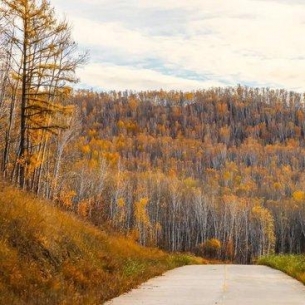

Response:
(47, 87), (305, 263)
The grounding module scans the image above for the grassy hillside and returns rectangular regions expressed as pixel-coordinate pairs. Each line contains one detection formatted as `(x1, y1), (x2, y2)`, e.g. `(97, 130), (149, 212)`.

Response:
(258, 255), (305, 285)
(0, 181), (204, 305)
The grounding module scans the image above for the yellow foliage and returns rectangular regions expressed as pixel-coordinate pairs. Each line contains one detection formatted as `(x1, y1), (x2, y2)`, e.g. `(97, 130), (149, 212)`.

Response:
(196, 238), (221, 259)
(127, 229), (140, 242)
(184, 92), (194, 101)
(103, 152), (119, 167)
(168, 168), (177, 177)
(115, 198), (126, 227)
(183, 177), (198, 188)
(78, 200), (90, 218)
(223, 171), (231, 181)
(134, 198), (150, 225)
(81, 144), (91, 154)
(292, 190), (305, 202)
(128, 97), (138, 111)
(117, 120), (125, 129)
(88, 129), (98, 138)
(251, 205), (275, 254)
(204, 238), (221, 251)
(58, 189), (76, 208)
(93, 150), (99, 159)
(117, 198), (125, 208)
(89, 158), (98, 169)
(155, 222), (162, 233)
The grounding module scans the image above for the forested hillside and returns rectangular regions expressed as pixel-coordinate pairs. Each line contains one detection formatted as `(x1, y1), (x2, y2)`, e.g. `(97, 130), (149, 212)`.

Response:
(70, 87), (305, 263)
(2, 82), (305, 263)
(0, 180), (201, 304)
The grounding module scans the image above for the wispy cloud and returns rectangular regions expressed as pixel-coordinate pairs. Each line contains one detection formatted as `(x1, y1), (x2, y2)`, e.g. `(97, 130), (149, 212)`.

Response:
(79, 63), (224, 91)
(52, 0), (305, 91)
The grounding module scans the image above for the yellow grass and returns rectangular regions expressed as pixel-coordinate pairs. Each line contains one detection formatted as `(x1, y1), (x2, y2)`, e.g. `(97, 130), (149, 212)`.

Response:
(0, 181), (204, 304)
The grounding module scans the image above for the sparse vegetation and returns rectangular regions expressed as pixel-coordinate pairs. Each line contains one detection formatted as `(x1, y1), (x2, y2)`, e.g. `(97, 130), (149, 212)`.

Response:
(0, 180), (204, 305)
(258, 255), (305, 285)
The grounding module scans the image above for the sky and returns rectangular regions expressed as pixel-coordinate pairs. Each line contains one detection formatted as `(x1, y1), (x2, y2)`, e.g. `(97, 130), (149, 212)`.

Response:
(52, 0), (305, 92)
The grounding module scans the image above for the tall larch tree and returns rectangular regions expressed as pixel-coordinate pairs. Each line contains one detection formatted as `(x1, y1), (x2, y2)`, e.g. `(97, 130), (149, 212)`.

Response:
(0, 0), (86, 188)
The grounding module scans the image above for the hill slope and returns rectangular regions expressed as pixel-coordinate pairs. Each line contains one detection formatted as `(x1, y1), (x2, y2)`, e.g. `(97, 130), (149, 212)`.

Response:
(0, 181), (202, 305)
(2, 86), (305, 264)
(62, 88), (305, 263)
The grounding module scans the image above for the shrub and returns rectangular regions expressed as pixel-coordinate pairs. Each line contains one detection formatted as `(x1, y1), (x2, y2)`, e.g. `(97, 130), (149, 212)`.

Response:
(195, 238), (221, 259)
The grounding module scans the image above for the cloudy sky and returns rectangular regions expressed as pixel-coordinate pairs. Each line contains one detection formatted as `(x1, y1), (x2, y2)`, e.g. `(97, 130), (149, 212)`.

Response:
(52, 0), (305, 92)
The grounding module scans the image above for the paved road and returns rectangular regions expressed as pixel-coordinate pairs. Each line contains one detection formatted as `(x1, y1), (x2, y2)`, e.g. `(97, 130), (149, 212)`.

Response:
(105, 265), (305, 305)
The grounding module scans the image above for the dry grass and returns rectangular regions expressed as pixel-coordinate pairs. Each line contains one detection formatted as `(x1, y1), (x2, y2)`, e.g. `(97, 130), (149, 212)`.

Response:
(0, 181), (204, 304)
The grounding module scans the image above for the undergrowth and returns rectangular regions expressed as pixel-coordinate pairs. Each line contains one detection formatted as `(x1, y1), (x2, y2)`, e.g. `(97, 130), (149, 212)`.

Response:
(0, 181), (205, 304)
(258, 254), (305, 285)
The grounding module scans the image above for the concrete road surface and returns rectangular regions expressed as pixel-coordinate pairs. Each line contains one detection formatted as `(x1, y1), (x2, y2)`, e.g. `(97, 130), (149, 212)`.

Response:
(105, 265), (305, 305)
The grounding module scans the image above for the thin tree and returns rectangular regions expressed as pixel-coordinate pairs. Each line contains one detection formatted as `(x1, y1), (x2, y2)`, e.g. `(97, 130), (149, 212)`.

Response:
(0, 0), (86, 188)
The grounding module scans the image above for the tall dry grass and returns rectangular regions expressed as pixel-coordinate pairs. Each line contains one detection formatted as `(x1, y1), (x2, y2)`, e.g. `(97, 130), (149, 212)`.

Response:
(0, 181), (204, 304)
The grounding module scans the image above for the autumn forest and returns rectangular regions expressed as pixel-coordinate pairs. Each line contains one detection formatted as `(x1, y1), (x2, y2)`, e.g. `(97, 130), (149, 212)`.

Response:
(1, 0), (305, 266)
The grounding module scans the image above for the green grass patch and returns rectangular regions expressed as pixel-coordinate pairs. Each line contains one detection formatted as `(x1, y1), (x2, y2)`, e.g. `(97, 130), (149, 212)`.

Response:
(258, 254), (305, 285)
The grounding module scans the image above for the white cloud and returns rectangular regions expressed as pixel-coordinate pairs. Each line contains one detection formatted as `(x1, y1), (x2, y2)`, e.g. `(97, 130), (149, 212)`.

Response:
(78, 63), (225, 91)
(52, 0), (305, 92)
